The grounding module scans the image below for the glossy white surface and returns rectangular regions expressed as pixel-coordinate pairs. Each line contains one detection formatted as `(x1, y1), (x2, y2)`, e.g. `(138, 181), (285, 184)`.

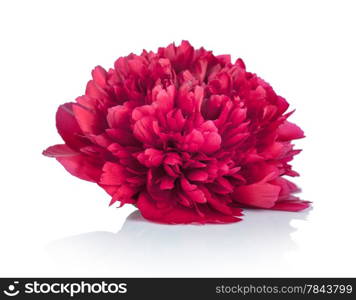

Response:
(1, 0), (355, 277)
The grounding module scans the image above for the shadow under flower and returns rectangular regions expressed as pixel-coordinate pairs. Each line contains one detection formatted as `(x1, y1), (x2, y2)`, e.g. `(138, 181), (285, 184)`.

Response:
(46, 209), (310, 276)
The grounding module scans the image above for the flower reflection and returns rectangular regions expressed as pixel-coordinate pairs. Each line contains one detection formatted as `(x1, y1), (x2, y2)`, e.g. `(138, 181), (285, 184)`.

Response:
(47, 209), (310, 276)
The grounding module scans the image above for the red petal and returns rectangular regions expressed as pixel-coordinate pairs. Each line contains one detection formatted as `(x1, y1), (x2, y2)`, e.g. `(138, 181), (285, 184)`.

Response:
(73, 96), (105, 134)
(186, 170), (208, 182)
(107, 105), (130, 129)
(56, 154), (102, 182)
(153, 85), (175, 114)
(137, 148), (164, 168)
(42, 144), (78, 157)
(202, 187), (243, 216)
(106, 128), (139, 146)
(56, 103), (87, 149)
(100, 162), (127, 185)
(92, 66), (107, 88)
(185, 188), (207, 203)
(133, 116), (159, 145)
(160, 176), (175, 190)
(182, 129), (204, 152)
(110, 185), (138, 206)
(271, 199), (311, 212)
(232, 182), (281, 208)
(277, 121), (305, 141)
(137, 192), (241, 224)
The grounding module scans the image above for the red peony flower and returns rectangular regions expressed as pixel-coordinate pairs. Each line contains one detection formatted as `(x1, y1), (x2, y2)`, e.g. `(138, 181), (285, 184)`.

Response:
(43, 41), (309, 224)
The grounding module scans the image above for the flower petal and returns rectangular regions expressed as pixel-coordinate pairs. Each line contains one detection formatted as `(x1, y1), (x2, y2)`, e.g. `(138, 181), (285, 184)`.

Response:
(56, 154), (102, 182)
(42, 144), (78, 157)
(271, 199), (311, 212)
(137, 192), (241, 224)
(232, 182), (281, 208)
(100, 162), (127, 185)
(277, 121), (305, 141)
(56, 103), (87, 149)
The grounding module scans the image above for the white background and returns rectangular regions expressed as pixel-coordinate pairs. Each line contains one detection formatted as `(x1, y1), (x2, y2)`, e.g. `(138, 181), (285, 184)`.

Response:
(1, 0), (355, 277)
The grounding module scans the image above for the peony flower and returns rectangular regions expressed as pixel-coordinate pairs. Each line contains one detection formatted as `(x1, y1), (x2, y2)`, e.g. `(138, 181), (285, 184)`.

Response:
(43, 41), (309, 224)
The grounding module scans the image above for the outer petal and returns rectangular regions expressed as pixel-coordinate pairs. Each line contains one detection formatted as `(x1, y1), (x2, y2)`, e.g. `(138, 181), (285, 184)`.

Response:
(277, 121), (304, 141)
(100, 162), (127, 185)
(137, 192), (242, 224)
(56, 154), (102, 182)
(56, 103), (87, 150)
(73, 96), (105, 134)
(271, 199), (311, 212)
(232, 182), (281, 208)
(42, 144), (78, 157)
